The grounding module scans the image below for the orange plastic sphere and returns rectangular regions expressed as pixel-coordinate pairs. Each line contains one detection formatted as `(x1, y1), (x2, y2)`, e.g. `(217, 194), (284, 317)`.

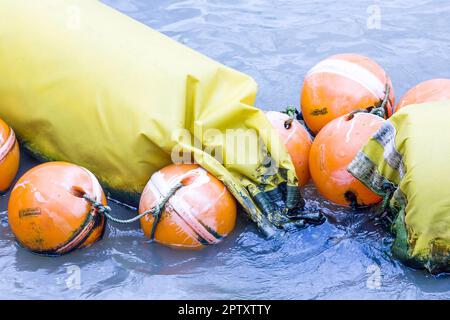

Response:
(396, 79), (450, 112)
(309, 113), (384, 206)
(8, 162), (106, 255)
(0, 118), (20, 193)
(266, 111), (312, 186)
(139, 164), (237, 249)
(301, 53), (394, 134)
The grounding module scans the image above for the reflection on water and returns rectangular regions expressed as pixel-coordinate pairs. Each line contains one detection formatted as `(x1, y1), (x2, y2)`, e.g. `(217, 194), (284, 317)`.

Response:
(1, 0), (450, 299)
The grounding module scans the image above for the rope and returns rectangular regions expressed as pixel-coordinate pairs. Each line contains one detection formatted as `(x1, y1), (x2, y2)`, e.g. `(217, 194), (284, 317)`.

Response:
(368, 83), (391, 118)
(83, 182), (183, 239)
(379, 83), (391, 116)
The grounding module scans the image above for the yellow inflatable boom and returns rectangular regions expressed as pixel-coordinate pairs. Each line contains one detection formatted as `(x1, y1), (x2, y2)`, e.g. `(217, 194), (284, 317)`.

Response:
(0, 0), (321, 236)
(349, 102), (450, 273)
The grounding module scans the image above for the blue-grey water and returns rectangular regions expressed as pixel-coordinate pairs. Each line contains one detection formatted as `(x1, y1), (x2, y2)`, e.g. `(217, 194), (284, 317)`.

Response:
(1, 0), (450, 299)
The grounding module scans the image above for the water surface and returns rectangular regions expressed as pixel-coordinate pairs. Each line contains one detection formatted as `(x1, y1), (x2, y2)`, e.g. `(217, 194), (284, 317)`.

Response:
(1, 0), (450, 299)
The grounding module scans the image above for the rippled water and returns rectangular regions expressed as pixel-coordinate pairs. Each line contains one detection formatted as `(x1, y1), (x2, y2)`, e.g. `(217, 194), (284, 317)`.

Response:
(1, 0), (450, 299)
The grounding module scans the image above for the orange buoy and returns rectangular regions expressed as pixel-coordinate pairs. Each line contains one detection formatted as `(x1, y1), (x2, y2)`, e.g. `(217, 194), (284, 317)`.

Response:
(309, 112), (384, 207)
(8, 162), (106, 255)
(139, 164), (237, 249)
(266, 111), (312, 186)
(0, 118), (20, 193)
(396, 78), (450, 112)
(301, 53), (395, 134)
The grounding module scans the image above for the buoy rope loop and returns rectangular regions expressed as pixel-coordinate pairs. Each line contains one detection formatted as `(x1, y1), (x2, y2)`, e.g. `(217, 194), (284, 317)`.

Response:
(346, 83), (391, 119)
(82, 183), (183, 228)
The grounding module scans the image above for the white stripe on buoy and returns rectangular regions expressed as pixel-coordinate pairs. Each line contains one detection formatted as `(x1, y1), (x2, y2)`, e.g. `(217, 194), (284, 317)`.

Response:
(0, 129), (16, 163)
(307, 58), (386, 101)
(147, 171), (201, 242)
(147, 168), (220, 244)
